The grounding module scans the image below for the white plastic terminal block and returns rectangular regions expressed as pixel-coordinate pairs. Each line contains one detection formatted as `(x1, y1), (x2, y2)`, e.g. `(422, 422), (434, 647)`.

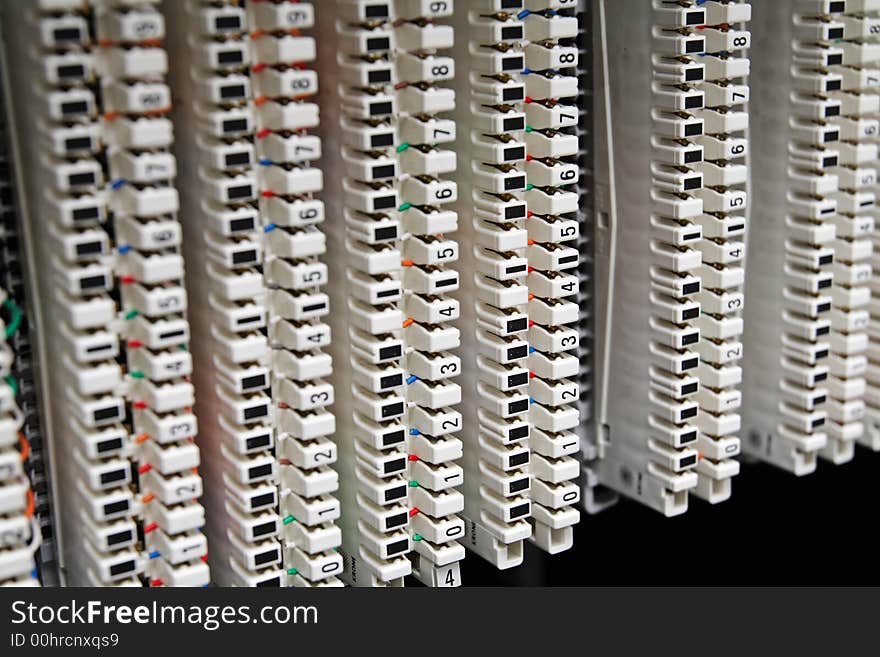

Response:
(742, 0), (852, 474)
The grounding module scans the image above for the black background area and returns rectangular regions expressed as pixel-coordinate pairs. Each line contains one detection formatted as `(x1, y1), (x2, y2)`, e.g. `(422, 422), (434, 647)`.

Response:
(456, 447), (880, 585)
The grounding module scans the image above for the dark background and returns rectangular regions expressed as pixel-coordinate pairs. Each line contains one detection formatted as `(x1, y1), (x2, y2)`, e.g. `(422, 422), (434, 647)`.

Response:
(455, 448), (880, 585)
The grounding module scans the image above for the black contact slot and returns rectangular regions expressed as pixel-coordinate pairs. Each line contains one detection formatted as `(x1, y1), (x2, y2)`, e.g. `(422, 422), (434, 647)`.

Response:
(61, 101), (88, 116)
(107, 530), (132, 547)
(373, 194), (396, 210)
(385, 513), (408, 530)
(53, 28), (82, 43)
(384, 485), (407, 502)
(379, 345), (402, 360)
(109, 560), (136, 576)
(221, 85), (246, 100)
(686, 39), (705, 54)
(365, 4), (390, 18)
(366, 37), (391, 51)
(80, 275), (107, 290)
(503, 117), (525, 132)
(501, 26), (524, 40)
(502, 56), (525, 72)
(509, 478), (529, 494)
(227, 184), (253, 200)
(73, 206), (100, 222)
(104, 500), (129, 516)
(97, 438), (123, 454)
(368, 69), (393, 84)
(382, 402), (404, 418)
(69, 172), (95, 186)
(252, 522), (276, 538)
(382, 430), (405, 447)
(100, 469), (127, 485)
(372, 164), (396, 179)
(93, 407), (120, 422)
(76, 242), (104, 255)
(57, 64), (85, 79)
(383, 458), (406, 475)
(232, 249), (257, 265)
(216, 16), (242, 30)
(370, 101), (393, 116)
(65, 137), (93, 152)
(371, 132), (395, 148)
(251, 492), (276, 509)
(223, 119), (248, 133)
(246, 434), (272, 450)
(230, 217), (255, 232)
(503, 87), (525, 102)
(254, 550), (279, 566)
(244, 405), (269, 420)
(225, 152), (251, 167)
(241, 375), (266, 390)
(218, 49), (244, 65)
(381, 374), (403, 389)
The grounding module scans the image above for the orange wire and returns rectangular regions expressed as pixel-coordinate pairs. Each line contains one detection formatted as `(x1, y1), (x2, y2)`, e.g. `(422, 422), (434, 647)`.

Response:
(18, 432), (29, 462)
(24, 488), (35, 519)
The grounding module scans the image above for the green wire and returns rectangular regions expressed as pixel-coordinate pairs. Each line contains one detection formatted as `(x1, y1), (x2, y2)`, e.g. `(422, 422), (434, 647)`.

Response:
(4, 375), (17, 396)
(3, 298), (22, 339)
